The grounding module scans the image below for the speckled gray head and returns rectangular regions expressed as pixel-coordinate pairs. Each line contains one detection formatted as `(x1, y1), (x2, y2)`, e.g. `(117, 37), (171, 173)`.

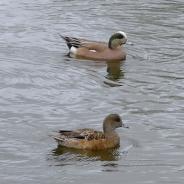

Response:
(103, 114), (129, 132)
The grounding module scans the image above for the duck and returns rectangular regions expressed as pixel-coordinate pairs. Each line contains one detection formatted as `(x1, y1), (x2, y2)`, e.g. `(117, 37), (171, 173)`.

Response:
(53, 114), (128, 150)
(60, 31), (127, 61)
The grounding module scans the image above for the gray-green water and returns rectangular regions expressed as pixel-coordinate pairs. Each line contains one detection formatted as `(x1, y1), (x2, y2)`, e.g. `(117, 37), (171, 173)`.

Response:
(0, 0), (184, 183)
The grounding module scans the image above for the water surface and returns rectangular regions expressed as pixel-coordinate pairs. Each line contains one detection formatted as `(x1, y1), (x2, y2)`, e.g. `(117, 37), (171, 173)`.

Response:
(0, 0), (184, 184)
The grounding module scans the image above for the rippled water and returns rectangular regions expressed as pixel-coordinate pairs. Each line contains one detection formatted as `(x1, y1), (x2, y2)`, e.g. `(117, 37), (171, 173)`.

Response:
(0, 0), (184, 183)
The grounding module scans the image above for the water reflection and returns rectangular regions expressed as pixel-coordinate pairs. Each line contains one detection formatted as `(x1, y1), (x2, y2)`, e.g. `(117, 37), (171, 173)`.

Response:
(104, 61), (124, 87)
(52, 146), (121, 161)
(106, 61), (124, 81)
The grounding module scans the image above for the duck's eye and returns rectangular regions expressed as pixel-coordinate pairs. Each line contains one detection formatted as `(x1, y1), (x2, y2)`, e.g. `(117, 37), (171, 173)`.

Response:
(117, 34), (124, 39)
(114, 116), (121, 122)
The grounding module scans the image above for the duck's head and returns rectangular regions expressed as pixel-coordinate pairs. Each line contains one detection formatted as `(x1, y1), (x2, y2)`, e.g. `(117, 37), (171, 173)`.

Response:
(108, 31), (127, 49)
(103, 114), (128, 133)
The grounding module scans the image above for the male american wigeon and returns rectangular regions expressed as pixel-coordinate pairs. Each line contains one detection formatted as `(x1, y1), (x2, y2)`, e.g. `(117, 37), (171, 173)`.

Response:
(53, 114), (128, 150)
(60, 31), (127, 61)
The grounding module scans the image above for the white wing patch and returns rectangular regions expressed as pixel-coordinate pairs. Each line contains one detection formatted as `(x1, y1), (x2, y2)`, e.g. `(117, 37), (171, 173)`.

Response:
(89, 49), (97, 52)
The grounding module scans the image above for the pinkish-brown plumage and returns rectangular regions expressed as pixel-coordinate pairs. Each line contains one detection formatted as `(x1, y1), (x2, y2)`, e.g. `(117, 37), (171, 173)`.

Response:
(60, 31), (127, 61)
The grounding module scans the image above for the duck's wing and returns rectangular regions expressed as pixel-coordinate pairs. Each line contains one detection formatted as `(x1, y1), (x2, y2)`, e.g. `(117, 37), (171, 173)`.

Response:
(58, 130), (85, 139)
(59, 35), (107, 51)
(56, 128), (105, 141)
(75, 129), (105, 140)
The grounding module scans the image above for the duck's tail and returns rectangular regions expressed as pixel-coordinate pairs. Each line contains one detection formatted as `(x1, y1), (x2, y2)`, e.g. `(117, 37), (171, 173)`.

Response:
(59, 34), (81, 49)
(53, 136), (65, 142)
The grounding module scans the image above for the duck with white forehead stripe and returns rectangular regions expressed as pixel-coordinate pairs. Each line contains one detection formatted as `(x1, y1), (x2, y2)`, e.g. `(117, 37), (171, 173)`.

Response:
(60, 31), (127, 61)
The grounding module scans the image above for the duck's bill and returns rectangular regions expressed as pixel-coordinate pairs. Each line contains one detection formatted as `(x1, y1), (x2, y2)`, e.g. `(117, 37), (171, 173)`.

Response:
(122, 123), (129, 128)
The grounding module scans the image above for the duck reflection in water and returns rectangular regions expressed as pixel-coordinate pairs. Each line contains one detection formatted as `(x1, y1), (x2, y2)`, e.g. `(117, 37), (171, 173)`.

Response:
(52, 146), (121, 161)
(106, 61), (124, 81)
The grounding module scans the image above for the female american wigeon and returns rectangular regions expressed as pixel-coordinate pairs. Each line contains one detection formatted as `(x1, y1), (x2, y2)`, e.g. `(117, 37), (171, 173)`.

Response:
(60, 31), (127, 61)
(53, 114), (128, 150)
